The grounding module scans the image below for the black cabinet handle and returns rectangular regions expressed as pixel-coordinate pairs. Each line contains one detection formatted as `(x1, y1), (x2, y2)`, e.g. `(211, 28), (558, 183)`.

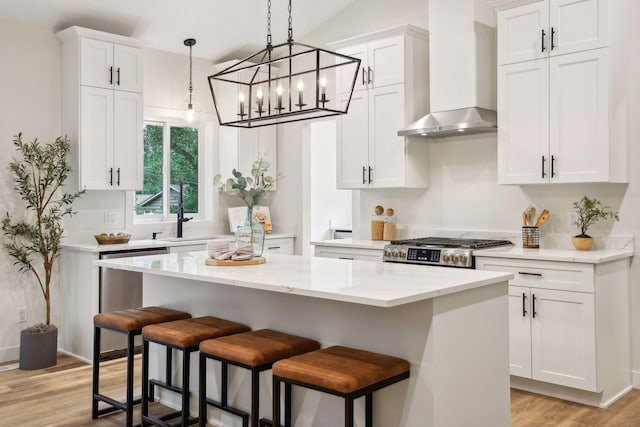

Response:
(541, 155), (546, 178)
(518, 271), (542, 277)
(532, 294), (537, 318)
(368, 166), (372, 184)
(117, 168), (121, 186)
(522, 292), (527, 317)
(362, 68), (366, 85)
(362, 166), (366, 184)
(109, 168), (113, 186)
(551, 27), (556, 50)
(117, 67), (121, 86)
(367, 66), (372, 84)
(551, 155), (556, 178)
(268, 246), (281, 250)
(109, 66), (113, 84)
(541, 29), (546, 52)
(338, 257), (354, 260)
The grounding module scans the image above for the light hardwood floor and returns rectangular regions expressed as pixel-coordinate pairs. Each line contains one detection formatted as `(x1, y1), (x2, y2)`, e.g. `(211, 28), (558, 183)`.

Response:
(1, 354), (639, 426)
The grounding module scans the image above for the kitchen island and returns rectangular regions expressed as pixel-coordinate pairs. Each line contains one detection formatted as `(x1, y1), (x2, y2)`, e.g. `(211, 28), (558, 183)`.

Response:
(95, 252), (513, 427)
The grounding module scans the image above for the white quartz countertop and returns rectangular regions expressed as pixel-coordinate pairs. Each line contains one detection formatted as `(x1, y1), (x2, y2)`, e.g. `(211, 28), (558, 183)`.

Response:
(475, 246), (633, 264)
(310, 238), (387, 250)
(94, 252), (513, 307)
(62, 233), (294, 253)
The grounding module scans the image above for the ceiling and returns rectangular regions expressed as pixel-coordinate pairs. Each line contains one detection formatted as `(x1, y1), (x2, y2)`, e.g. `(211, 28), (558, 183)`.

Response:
(0, 0), (356, 62)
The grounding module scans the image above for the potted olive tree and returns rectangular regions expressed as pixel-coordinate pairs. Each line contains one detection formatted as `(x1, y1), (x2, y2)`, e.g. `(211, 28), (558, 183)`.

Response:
(2, 133), (83, 369)
(571, 195), (619, 251)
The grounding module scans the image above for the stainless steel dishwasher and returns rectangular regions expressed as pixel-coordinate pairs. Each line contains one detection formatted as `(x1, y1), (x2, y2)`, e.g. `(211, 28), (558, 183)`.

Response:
(99, 247), (169, 355)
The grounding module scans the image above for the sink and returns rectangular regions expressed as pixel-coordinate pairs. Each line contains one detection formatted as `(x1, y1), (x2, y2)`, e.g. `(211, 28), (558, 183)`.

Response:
(157, 235), (225, 243)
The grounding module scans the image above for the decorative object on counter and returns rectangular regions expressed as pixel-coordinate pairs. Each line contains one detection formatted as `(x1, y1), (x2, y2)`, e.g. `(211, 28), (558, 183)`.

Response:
(94, 232), (131, 245)
(371, 205), (385, 240)
(1, 133), (84, 370)
(214, 154), (281, 256)
(521, 206), (550, 249)
(227, 206), (272, 234)
(383, 208), (397, 241)
(209, 246), (254, 261)
(522, 226), (540, 249)
(571, 195), (619, 251)
(205, 256), (266, 266)
(208, 0), (360, 128)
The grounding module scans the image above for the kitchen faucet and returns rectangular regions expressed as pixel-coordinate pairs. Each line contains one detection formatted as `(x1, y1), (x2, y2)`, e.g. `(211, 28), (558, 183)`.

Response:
(177, 181), (192, 238)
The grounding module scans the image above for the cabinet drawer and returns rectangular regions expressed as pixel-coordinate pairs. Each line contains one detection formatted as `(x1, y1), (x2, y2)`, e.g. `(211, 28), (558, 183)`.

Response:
(315, 246), (383, 261)
(265, 238), (294, 255)
(476, 257), (594, 292)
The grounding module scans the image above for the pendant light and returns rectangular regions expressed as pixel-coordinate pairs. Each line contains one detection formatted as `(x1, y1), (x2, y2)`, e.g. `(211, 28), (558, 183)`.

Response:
(208, 0), (361, 128)
(184, 38), (201, 125)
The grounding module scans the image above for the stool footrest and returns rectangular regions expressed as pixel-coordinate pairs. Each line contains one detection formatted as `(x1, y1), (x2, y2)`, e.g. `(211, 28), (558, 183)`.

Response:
(259, 417), (275, 427)
(149, 378), (185, 396)
(142, 411), (199, 427)
(93, 393), (142, 412)
(205, 397), (250, 423)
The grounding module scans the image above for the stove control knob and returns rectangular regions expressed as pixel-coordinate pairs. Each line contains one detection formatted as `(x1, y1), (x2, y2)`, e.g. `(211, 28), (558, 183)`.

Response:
(451, 254), (459, 263)
(392, 249), (399, 258)
(399, 250), (406, 259)
(459, 255), (468, 264)
(384, 249), (391, 257)
(442, 254), (451, 262)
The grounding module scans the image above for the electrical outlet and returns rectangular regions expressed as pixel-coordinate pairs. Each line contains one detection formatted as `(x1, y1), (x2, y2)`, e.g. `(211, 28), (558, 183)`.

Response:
(104, 210), (117, 225)
(17, 307), (26, 323)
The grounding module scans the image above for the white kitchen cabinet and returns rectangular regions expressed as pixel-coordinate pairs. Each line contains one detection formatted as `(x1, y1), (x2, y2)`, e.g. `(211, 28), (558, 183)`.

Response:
(219, 126), (277, 189)
(476, 256), (630, 406)
(332, 25), (429, 189)
(498, 48), (611, 184)
(80, 38), (143, 92)
(314, 245), (383, 261)
(498, 0), (608, 66)
(264, 237), (294, 255)
(57, 26), (144, 191)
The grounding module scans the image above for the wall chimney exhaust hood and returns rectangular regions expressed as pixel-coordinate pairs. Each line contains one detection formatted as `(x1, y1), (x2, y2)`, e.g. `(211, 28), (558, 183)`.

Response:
(399, 0), (497, 138)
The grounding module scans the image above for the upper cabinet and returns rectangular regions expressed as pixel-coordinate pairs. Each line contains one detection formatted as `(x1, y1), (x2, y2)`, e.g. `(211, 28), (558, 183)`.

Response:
(498, 0), (608, 66)
(497, 0), (628, 185)
(57, 26), (144, 191)
(331, 25), (430, 189)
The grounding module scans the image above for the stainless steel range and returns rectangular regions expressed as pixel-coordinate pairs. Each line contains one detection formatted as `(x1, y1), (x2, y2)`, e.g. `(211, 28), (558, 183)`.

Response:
(383, 237), (512, 268)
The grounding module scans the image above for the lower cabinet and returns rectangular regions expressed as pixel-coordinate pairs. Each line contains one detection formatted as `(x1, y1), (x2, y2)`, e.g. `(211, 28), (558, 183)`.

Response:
(264, 237), (294, 255)
(314, 245), (383, 261)
(476, 256), (630, 406)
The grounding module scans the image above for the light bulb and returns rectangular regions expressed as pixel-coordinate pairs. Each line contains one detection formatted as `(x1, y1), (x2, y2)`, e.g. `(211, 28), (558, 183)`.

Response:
(186, 107), (194, 122)
(297, 80), (304, 91)
(239, 93), (245, 103)
(257, 88), (263, 100)
(320, 77), (327, 88)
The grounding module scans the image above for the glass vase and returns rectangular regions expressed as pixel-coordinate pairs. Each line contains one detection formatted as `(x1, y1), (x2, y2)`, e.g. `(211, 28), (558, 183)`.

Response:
(235, 206), (265, 257)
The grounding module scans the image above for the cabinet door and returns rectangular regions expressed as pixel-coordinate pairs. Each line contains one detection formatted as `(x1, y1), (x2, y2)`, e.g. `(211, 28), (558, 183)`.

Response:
(530, 288), (597, 391)
(80, 86), (113, 190)
(264, 238), (294, 255)
(369, 84), (406, 188)
(550, 0), (608, 56)
(368, 36), (405, 88)
(509, 286), (532, 378)
(337, 43), (368, 93)
(336, 91), (369, 189)
(497, 60), (549, 184)
(80, 38), (114, 89)
(113, 91), (143, 190)
(549, 49), (609, 183)
(498, 1), (549, 65)
(113, 45), (143, 93)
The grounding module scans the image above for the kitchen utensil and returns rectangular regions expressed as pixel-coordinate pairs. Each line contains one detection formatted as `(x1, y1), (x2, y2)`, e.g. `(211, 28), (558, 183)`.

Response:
(522, 211), (527, 226)
(525, 206), (536, 226)
(535, 209), (550, 227)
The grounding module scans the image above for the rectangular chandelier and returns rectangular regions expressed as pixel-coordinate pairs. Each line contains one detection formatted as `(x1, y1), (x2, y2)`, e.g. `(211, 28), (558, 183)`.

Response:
(209, 40), (360, 128)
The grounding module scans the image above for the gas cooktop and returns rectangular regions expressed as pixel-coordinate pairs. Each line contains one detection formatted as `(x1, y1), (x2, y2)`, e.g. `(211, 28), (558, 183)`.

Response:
(383, 237), (513, 268)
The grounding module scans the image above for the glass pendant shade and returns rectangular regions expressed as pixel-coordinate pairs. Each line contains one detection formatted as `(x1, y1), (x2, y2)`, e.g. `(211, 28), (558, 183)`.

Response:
(209, 38), (360, 128)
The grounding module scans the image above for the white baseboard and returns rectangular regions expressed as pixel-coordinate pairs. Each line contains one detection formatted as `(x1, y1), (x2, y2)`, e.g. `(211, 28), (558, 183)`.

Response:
(0, 345), (19, 364)
(58, 349), (91, 365)
(633, 370), (640, 389)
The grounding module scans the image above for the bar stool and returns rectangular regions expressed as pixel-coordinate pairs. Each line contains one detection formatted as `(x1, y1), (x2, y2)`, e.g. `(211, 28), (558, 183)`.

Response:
(92, 306), (192, 427)
(198, 329), (320, 427)
(272, 345), (410, 427)
(141, 316), (251, 427)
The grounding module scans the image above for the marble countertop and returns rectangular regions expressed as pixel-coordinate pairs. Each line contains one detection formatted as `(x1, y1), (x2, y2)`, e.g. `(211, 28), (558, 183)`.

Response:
(62, 233), (295, 253)
(310, 238), (387, 250)
(474, 246), (633, 264)
(94, 252), (513, 307)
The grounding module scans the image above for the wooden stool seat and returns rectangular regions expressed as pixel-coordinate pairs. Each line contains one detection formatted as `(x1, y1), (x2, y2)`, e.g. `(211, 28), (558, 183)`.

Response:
(199, 329), (320, 367)
(199, 329), (320, 427)
(273, 345), (410, 394)
(272, 345), (410, 427)
(94, 306), (191, 332)
(142, 316), (250, 348)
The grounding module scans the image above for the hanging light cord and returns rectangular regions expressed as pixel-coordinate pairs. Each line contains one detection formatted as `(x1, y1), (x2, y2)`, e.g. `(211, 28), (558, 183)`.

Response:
(266, 0), (272, 48)
(188, 42), (193, 107)
(287, 0), (293, 42)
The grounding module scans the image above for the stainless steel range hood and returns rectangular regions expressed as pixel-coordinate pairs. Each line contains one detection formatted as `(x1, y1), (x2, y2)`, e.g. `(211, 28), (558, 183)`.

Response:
(398, 107), (496, 137)
(399, 0), (497, 138)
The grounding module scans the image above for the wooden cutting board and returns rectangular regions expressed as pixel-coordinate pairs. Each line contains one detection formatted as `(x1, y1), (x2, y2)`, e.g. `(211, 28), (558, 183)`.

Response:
(205, 257), (266, 266)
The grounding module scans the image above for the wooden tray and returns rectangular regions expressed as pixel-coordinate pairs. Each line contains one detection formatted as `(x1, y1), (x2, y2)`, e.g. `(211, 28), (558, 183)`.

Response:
(205, 257), (266, 266)
(94, 234), (131, 244)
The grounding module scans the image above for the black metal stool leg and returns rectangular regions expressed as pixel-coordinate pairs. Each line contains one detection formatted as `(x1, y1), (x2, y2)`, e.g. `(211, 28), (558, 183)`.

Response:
(182, 349), (191, 426)
(365, 393), (373, 427)
(125, 331), (135, 427)
(345, 397), (354, 427)
(284, 382), (292, 427)
(273, 377), (281, 427)
(142, 338), (150, 427)
(251, 369), (260, 427)
(199, 353), (207, 427)
(92, 325), (101, 419)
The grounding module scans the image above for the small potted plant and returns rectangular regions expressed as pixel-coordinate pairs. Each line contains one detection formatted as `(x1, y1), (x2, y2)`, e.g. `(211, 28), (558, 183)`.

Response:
(571, 195), (619, 251)
(2, 133), (83, 369)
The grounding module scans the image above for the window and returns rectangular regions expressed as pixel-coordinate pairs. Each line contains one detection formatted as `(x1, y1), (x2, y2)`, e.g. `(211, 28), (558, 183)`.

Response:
(134, 121), (199, 220)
